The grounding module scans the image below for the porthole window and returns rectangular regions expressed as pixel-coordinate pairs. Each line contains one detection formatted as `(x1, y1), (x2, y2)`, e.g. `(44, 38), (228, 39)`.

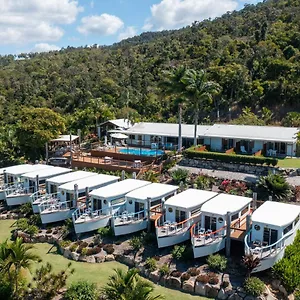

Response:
(168, 207), (173, 213)
(218, 217), (223, 223)
(254, 225), (261, 231)
(129, 200), (133, 205)
(25, 178), (28, 182)
(103, 200), (107, 205)
(61, 190), (65, 195)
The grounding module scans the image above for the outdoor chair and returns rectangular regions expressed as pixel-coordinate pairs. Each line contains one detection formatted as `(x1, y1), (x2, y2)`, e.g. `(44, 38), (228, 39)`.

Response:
(198, 228), (205, 236)
(240, 146), (247, 154)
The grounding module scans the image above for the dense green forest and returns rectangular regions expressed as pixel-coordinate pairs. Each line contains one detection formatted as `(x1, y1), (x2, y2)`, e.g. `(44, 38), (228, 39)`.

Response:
(1, 0), (300, 164)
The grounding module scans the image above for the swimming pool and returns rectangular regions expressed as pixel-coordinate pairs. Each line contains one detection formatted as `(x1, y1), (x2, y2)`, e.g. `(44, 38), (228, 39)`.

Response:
(119, 148), (164, 156)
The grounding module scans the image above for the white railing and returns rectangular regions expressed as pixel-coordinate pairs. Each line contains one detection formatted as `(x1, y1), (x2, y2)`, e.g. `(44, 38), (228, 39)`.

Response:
(30, 191), (58, 204)
(39, 199), (74, 213)
(244, 220), (300, 259)
(113, 209), (146, 225)
(5, 182), (30, 196)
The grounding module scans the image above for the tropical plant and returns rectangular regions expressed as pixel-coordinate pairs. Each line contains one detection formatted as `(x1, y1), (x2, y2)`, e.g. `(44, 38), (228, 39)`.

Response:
(19, 203), (33, 216)
(64, 280), (98, 300)
(243, 277), (265, 297)
(171, 245), (186, 262)
(101, 268), (164, 300)
(241, 254), (260, 277)
(171, 168), (189, 184)
(145, 258), (157, 272)
(97, 227), (113, 237)
(181, 69), (221, 145)
(159, 264), (170, 276)
(207, 254), (227, 272)
(257, 172), (292, 201)
(129, 235), (143, 258)
(194, 174), (215, 190)
(142, 170), (159, 183)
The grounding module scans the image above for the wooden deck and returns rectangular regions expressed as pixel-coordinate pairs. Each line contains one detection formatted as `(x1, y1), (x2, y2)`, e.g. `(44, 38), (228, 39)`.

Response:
(230, 222), (247, 241)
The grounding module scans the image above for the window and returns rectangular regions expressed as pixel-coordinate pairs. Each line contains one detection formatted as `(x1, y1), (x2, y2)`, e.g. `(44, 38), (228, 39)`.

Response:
(241, 207), (249, 216)
(254, 224), (261, 231)
(128, 200), (133, 205)
(283, 223), (293, 235)
(78, 191), (85, 198)
(151, 199), (161, 207)
(218, 217), (224, 223)
(168, 207), (173, 213)
(175, 210), (186, 223)
(204, 216), (217, 231)
(191, 208), (201, 216)
(263, 228), (278, 245)
(231, 213), (239, 221)
(129, 135), (135, 140)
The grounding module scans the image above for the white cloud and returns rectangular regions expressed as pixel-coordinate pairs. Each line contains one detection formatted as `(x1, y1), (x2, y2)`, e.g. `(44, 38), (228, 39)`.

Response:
(118, 26), (137, 41)
(0, 0), (83, 45)
(31, 43), (60, 53)
(144, 0), (238, 31)
(78, 14), (124, 36)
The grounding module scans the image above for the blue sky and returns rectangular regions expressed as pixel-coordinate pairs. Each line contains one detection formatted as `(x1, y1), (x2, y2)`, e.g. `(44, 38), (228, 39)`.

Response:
(0, 0), (261, 55)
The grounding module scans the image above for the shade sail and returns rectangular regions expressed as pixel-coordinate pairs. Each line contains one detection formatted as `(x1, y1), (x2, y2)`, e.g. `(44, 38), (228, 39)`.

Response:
(110, 133), (128, 139)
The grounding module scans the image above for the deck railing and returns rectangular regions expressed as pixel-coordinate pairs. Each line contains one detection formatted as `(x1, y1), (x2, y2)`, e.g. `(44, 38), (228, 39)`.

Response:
(39, 199), (74, 213)
(113, 209), (146, 225)
(30, 191), (58, 204)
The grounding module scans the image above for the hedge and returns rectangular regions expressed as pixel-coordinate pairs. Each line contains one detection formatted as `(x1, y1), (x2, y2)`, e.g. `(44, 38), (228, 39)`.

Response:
(184, 149), (278, 166)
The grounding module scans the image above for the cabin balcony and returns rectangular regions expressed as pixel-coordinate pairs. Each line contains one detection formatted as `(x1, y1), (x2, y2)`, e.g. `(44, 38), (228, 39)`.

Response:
(31, 191), (57, 213)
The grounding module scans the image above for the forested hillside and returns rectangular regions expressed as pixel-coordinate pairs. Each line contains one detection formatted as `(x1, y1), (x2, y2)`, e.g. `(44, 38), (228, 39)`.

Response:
(1, 0), (300, 164)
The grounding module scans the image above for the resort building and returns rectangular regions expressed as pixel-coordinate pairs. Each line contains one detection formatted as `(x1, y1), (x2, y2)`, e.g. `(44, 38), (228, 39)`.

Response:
(72, 179), (151, 234)
(112, 183), (178, 236)
(244, 201), (300, 272)
(156, 189), (218, 248)
(39, 174), (119, 224)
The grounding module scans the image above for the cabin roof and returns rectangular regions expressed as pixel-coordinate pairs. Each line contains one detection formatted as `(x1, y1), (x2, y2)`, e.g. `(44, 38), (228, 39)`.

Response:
(202, 124), (298, 143)
(252, 201), (300, 227)
(58, 174), (119, 192)
(201, 194), (252, 215)
(125, 122), (211, 139)
(126, 183), (178, 201)
(90, 179), (151, 200)
(164, 189), (218, 210)
(46, 171), (96, 185)
(100, 119), (131, 129)
(0, 164), (52, 176)
(21, 167), (71, 180)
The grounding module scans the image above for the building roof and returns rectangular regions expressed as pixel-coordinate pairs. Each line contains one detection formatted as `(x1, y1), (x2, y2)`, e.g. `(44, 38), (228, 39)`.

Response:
(46, 171), (96, 185)
(90, 179), (151, 200)
(125, 122), (211, 139)
(202, 124), (298, 143)
(50, 135), (79, 142)
(252, 201), (300, 227)
(58, 174), (119, 192)
(101, 119), (132, 129)
(126, 183), (178, 201)
(0, 164), (51, 176)
(164, 189), (218, 210)
(21, 167), (71, 180)
(201, 193), (252, 216)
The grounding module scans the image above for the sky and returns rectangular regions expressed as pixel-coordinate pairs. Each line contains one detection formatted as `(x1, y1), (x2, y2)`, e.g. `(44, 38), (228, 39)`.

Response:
(0, 0), (261, 55)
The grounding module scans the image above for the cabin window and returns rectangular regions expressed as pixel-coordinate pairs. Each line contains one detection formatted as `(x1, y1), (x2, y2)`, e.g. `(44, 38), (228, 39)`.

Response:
(204, 216), (217, 231)
(93, 198), (102, 211)
(129, 135), (135, 140)
(151, 199), (161, 207)
(78, 191), (85, 198)
(128, 200), (133, 205)
(39, 179), (46, 184)
(231, 213), (239, 221)
(295, 215), (300, 225)
(254, 224), (261, 231)
(135, 202), (144, 213)
(263, 228), (278, 246)
(112, 197), (125, 206)
(283, 223), (293, 235)
(50, 184), (57, 194)
(218, 217), (224, 223)
(241, 207), (248, 216)
(61, 190), (65, 195)
(191, 208), (201, 217)
(168, 207), (173, 213)
(175, 210), (186, 223)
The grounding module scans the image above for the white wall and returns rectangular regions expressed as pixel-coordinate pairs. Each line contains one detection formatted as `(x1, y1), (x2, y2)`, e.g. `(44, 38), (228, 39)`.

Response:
(251, 222), (283, 243)
(210, 137), (222, 151)
(287, 143), (296, 157)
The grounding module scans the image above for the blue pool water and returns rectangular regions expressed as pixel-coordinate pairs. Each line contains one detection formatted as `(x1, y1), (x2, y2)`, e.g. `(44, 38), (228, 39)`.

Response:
(119, 148), (164, 156)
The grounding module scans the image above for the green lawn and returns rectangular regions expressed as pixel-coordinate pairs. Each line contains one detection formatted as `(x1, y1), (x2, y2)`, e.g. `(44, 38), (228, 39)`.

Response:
(0, 220), (204, 300)
(276, 158), (300, 168)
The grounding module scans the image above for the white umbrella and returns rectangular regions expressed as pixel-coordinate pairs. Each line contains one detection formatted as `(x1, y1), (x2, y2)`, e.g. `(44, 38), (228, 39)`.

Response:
(110, 133), (128, 139)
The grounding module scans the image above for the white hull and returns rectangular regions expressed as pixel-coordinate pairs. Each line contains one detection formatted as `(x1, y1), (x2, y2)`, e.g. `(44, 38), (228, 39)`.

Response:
(0, 190), (5, 201)
(6, 194), (30, 206)
(193, 237), (226, 258)
(32, 203), (40, 214)
(74, 216), (111, 234)
(157, 229), (190, 248)
(40, 209), (74, 224)
(114, 219), (147, 236)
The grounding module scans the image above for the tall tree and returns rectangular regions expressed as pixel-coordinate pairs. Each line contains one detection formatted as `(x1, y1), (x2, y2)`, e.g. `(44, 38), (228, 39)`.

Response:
(160, 66), (187, 151)
(182, 69), (221, 145)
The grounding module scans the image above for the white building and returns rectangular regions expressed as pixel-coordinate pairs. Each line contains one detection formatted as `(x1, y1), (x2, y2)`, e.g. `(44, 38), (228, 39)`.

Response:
(191, 194), (252, 258)
(244, 201), (300, 272)
(113, 183), (178, 236)
(156, 189), (218, 248)
(72, 179), (151, 234)
(39, 174), (119, 224)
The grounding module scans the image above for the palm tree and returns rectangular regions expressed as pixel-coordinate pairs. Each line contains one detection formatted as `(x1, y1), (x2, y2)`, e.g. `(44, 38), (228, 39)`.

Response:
(3, 237), (41, 295)
(160, 66), (187, 152)
(182, 69), (221, 145)
(102, 268), (164, 300)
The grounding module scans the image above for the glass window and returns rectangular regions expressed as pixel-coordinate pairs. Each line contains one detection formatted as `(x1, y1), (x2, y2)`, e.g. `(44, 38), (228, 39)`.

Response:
(175, 210), (186, 223)
(283, 223), (293, 235)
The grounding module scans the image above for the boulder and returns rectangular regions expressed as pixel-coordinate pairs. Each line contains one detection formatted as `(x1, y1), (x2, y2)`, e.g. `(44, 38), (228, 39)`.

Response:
(167, 277), (181, 289)
(195, 282), (207, 297)
(79, 255), (88, 262)
(228, 293), (243, 300)
(71, 252), (80, 261)
(206, 284), (219, 298)
(105, 254), (115, 262)
(271, 279), (281, 290)
(279, 285), (288, 297)
(288, 294), (295, 300)
(244, 296), (256, 300)
(182, 280), (195, 293)
(218, 288), (228, 300)
(119, 255), (135, 267)
(37, 235), (47, 243)
(159, 275), (168, 286)
(63, 249), (72, 259)
(149, 270), (160, 283)
(95, 254), (105, 263)
(86, 255), (96, 263)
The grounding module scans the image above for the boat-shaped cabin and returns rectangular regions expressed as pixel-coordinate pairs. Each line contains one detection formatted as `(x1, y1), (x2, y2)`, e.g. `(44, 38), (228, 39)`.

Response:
(156, 189), (218, 248)
(31, 171), (96, 213)
(244, 201), (300, 273)
(5, 166), (70, 206)
(113, 183), (178, 236)
(39, 174), (119, 224)
(72, 179), (151, 234)
(0, 164), (50, 201)
(191, 194), (253, 258)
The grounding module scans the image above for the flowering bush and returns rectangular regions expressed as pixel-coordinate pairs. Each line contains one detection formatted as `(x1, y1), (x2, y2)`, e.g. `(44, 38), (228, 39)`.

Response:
(219, 179), (252, 196)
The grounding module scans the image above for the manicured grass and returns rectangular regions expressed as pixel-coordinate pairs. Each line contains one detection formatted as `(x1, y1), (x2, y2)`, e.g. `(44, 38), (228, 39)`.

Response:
(0, 219), (205, 300)
(276, 158), (300, 168)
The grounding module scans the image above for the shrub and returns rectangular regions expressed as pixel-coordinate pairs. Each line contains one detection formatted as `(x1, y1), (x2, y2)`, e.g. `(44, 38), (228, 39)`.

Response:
(64, 281), (98, 300)
(16, 218), (29, 231)
(81, 248), (88, 256)
(207, 254), (227, 272)
(59, 240), (72, 248)
(103, 244), (114, 254)
(171, 245), (186, 261)
(129, 236), (143, 252)
(28, 214), (41, 226)
(159, 264), (170, 276)
(208, 272), (219, 285)
(244, 277), (265, 297)
(0, 277), (13, 300)
(69, 244), (77, 252)
(187, 267), (200, 277)
(76, 247), (83, 254)
(140, 231), (156, 245)
(184, 148), (278, 166)
(170, 270), (182, 278)
(153, 255), (160, 261)
(97, 227), (113, 237)
(295, 289), (300, 300)
(171, 168), (189, 184)
(145, 258), (157, 272)
(196, 274), (209, 284)
(181, 273), (191, 282)
(25, 224), (38, 236)
(20, 203), (33, 216)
